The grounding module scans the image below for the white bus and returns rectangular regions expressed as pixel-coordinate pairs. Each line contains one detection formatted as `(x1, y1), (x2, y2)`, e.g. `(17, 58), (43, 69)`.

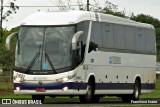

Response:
(6, 11), (156, 103)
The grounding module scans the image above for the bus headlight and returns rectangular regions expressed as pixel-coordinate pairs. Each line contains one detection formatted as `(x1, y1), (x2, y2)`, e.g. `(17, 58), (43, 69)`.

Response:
(63, 77), (68, 82)
(56, 73), (77, 83)
(15, 77), (21, 82)
(14, 76), (25, 83)
(56, 77), (68, 82)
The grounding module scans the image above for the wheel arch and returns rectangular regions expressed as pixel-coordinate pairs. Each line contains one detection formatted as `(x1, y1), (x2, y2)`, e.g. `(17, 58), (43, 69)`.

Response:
(134, 74), (141, 83)
(86, 73), (95, 83)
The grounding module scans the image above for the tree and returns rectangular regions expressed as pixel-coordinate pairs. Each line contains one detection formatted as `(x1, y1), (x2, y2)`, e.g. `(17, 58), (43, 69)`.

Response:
(130, 13), (160, 28)
(0, 27), (18, 86)
(0, 0), (19, 37)
(102, 1), (127, 18)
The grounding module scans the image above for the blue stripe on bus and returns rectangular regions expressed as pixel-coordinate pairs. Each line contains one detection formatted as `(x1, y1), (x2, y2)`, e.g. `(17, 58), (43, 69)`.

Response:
(95, 83), (155, 90)
(14, 82), (74, 90)
(14, 82), (155, 90)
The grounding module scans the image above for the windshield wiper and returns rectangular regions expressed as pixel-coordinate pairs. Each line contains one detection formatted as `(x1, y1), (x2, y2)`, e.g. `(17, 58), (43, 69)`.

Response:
(44, 52), (57, 74)
(26, 52), (40, 73)
(26, 45), (41, 73)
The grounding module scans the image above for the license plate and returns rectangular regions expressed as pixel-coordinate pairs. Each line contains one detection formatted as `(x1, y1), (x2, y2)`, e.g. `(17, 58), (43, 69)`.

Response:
(35, 88), (46, 92)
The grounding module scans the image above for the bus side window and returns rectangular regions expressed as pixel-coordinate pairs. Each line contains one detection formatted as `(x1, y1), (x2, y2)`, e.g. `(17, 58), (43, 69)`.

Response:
(76, 41), (81, 64)
(77, 21), (89, 64)
(89, 21), (102, 53)
(88, 41), (98, 53)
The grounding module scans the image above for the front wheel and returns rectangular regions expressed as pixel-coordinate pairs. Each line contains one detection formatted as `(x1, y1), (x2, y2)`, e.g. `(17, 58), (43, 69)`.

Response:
(32, 95), (45, 104)
(79, 81), (96, 103)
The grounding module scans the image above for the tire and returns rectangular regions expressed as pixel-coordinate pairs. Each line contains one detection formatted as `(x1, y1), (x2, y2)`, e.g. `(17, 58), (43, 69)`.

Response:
(132, 80), (141, 100)
(79, 96), (86, 103)
(93, 96), (100, 103)
(122, 80), (140, 102)
(79, 80), (96, 103)
(32, 95), (45, 104)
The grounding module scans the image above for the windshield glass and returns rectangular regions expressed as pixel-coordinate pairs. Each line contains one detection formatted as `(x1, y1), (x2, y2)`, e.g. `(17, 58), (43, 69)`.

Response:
(15, 26), (75, 73)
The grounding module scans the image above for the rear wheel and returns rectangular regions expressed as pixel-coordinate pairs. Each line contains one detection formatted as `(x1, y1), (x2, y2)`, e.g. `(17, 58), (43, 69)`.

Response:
(122, 80), (140, 102)
(132, 80), (141, 100)
(32, 95), (45, 104)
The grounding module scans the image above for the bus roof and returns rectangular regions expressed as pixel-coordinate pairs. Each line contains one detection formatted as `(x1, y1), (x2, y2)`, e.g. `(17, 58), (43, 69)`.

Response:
(21, 10), (154, 29)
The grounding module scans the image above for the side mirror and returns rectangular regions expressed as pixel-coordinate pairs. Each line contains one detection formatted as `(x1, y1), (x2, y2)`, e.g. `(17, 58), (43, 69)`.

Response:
(6, 32), (18, 50)
(72, 31), (83, 50)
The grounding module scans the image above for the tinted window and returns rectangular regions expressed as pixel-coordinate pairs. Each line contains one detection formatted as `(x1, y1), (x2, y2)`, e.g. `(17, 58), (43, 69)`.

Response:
(136, 28), (146, 52)
(125, 26), (136, 50)
(91, 22), (103, 47)
(114, 24), (125, 49)
(77, 21), (89, 62)
(145, 29), (156, 54)
(102, 23), (114, 48)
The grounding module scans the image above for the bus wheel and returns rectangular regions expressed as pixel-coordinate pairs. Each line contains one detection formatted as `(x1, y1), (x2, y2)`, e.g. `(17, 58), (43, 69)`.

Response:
(122, 80), (140, 102)
(132, 80), (140, 100)
(32, 95), (45, 103)
(79, 80), (95, 103)
(93, 96), (100, 103)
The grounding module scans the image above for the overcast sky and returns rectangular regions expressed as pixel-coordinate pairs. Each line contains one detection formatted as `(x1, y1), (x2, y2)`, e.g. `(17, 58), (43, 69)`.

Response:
(1, 0), (160, 30)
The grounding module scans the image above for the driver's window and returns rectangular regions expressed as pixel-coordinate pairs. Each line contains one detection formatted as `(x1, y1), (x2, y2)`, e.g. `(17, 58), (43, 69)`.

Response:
(77, 21), (89, 64)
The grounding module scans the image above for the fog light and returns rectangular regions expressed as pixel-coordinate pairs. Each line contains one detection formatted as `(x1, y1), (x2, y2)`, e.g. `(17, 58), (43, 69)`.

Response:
(63, 86), (68, 91)
(16, 87), (21, 91)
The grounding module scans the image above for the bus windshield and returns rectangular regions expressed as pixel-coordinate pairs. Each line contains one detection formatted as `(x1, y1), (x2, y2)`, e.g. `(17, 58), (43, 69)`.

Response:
(15, 26), (75, 73)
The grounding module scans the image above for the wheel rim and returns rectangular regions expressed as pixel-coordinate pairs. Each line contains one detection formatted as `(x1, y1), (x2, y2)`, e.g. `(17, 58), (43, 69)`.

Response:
(134, 84), (139, 98)
(86, 85), (92, 98)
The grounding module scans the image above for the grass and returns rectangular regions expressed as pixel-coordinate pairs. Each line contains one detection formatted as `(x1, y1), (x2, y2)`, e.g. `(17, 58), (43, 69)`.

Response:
(140, 80), (160, 98)
(0, 76), (31, 98)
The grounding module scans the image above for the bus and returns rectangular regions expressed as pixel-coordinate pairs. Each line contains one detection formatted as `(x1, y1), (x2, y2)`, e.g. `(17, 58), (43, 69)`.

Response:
(6, 11), (156, 103)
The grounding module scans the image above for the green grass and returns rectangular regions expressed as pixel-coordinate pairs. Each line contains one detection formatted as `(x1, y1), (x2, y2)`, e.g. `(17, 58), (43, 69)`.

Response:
(140, 80), (160, 98)
(0, 76), (10, 79)
(0, 76), (31, 98)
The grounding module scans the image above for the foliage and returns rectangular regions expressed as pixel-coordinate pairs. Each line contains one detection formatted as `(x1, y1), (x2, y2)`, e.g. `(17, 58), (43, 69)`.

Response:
(1, 0), (19, 39)
(130, 14), (160, 28)
(102, 1), (127, 18)
(0, 27), (18, 70)
(2, 1), (19, 22)
(77, 0), (127, 18)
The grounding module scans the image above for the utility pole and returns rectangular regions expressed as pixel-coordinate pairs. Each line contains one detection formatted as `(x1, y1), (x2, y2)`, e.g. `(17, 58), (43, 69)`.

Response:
(0, 0), (3, 38)
(87, 0), (89, 11)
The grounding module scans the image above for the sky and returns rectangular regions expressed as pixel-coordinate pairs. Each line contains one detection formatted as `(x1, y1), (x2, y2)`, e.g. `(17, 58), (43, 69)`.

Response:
(1, 0), (160, 30)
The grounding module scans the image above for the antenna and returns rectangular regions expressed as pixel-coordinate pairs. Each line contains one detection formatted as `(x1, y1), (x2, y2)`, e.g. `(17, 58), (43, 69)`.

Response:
(87, 0), (89, 11)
